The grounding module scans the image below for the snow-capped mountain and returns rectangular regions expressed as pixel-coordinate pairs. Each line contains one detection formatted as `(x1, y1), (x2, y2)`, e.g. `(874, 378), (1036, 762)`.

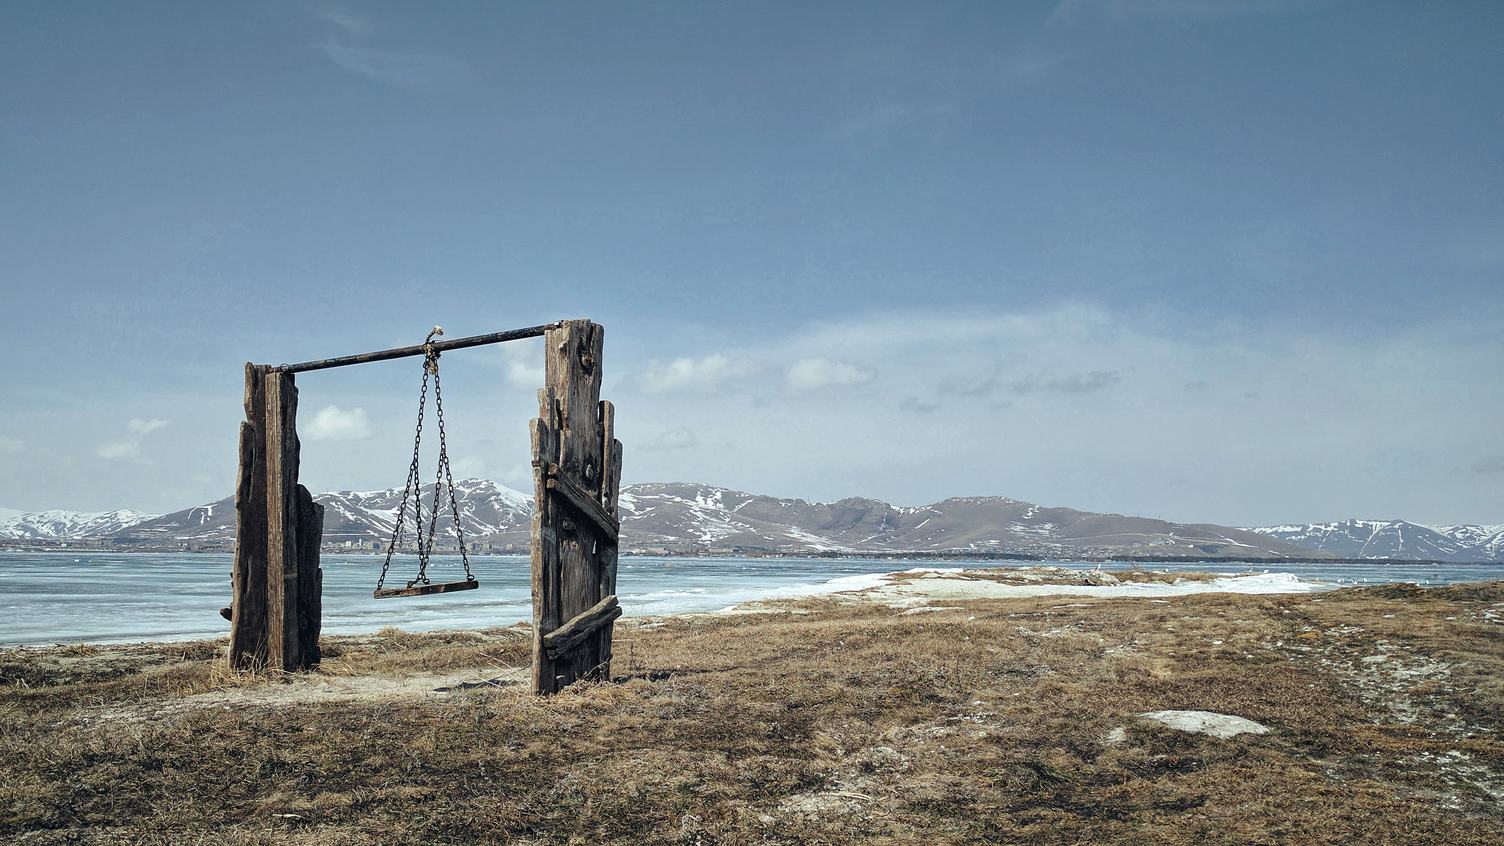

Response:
(1429, 524), (1504, 559)
(0, 508), (157, 540)
(6, 481), (1498, 561)
(611, 483), (1322, 558)
(1245, 519), (1504, 563)
(116, 479), (533, 549)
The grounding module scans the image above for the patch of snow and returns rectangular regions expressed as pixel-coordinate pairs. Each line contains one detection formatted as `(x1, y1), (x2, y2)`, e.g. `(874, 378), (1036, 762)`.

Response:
(1138, 710), (1270, 739)
(867, 571), (1327, 606)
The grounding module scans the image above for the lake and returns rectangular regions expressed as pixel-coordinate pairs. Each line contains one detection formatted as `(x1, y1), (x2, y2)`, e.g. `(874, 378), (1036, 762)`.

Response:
(1, 551), (1499, 646)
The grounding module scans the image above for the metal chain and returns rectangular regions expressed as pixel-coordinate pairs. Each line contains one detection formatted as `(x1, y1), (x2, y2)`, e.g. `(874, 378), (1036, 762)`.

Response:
(432, 364), (475, 583)
(374, 327), (473, 592)
(375, 361), (429, 592)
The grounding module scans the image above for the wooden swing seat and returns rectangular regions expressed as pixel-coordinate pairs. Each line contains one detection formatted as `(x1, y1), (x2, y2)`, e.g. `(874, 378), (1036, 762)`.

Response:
(373, 579), (479, 599)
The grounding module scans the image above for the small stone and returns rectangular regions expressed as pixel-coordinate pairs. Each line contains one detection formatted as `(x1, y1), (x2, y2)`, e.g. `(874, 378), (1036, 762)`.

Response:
(1138, 710), (1271, 739)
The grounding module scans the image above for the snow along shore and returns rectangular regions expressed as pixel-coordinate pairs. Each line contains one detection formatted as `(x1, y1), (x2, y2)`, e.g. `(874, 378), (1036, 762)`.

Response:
(726, 566), (1331, 612)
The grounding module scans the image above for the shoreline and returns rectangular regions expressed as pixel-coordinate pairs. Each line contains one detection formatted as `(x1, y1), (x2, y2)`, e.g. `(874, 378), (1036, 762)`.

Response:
(0, 564), (1344, 651)
(3, 563), (1493, 651)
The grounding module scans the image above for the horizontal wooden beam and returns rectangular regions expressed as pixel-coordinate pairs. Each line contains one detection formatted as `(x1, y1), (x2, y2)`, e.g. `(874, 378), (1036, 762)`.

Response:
(545, 464), (620, 542)
(543, 594), (621, 659)
(277, 323), (565, 374)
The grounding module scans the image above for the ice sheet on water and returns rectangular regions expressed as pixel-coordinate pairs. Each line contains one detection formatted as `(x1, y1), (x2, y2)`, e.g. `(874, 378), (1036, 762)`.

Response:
(2, 552), (1499, 646)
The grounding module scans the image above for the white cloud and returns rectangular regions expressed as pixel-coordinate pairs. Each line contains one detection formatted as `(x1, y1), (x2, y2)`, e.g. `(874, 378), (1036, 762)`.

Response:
(316, 42), (465, 92)
(785, 358), (875, 392)
(315, 7), (374, 39)
(498, 462), (535, 491)
(1007, 370), (1121, 395)
(95, 418), (170, 461)
(97, 441), (141, 460)
(128, 418), (170, 436)
(643, 427), (698, 451)
(306, 405), (372, 441)
(502, 342), (545, 389)
(451, 455), (488, 479)
(640, 354), (758, 394)
(611, 305), (1504, 525)
(0, 435), (21, 454)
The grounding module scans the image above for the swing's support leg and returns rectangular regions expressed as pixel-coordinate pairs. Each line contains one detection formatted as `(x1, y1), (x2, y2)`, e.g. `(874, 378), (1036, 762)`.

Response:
(530, 320), (623, 695)
(229, 364), (323, 672)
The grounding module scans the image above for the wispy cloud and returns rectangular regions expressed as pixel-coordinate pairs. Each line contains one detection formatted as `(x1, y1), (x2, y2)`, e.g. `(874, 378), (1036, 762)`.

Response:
(502, 342), (545, 389)
(451, 455), (488, 479)
(306, 405), (372, 441)
(0, 435), (22, 454)
(316, 42), (466, 92)
(643, 427), (698, 451)
(314, 6), (374, 39)
(128, 418), (170, 436)
(785, 358), (876, 392)
(96, 441), (141, 460)
(310, 7), (464, 92)
(1008, 370), (1122, 395)
(639, 353), (759, 395)
(98, 418), (171, 462)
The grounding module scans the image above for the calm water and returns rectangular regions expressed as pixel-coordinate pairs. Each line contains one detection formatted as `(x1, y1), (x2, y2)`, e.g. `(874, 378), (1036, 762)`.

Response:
(0, 551), (1499, 646)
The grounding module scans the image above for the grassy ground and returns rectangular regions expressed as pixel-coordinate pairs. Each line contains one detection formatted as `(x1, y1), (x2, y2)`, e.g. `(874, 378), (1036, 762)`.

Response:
(2, 575), (1501, 845)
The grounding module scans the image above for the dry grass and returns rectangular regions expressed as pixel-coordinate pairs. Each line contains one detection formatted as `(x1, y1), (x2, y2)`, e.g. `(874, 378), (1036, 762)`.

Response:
(2, 580), (1501, 845)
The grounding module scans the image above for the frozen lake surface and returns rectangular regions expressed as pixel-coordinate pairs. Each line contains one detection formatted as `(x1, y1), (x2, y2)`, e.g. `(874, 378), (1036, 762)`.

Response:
(1, 552), (1499, 646)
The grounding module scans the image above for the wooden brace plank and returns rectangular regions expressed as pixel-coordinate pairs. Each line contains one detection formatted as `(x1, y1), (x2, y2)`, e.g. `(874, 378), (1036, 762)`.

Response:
(543, 594), (622, 659)
(545, 464), (620, 541)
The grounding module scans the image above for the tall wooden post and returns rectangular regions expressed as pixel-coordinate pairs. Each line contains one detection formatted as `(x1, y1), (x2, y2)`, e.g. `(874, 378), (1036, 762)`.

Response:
(229, 364), (324, 671)
(530, 320), (624, 694)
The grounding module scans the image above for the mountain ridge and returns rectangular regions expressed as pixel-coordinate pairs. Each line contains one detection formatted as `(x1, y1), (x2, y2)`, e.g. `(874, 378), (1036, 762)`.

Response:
(1244, 518), (1504, 563)
(2, 481), (1499, 561)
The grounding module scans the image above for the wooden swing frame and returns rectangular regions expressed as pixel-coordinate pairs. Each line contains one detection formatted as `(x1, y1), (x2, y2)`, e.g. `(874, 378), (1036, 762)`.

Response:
(225, 319), (624, 695)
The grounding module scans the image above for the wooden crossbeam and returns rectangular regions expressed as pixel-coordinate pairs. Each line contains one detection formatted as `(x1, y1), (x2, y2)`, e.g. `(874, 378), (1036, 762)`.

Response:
(543, 594), (622, 659)
(278, 323), (562, 373)
(545, 463), (620, 542)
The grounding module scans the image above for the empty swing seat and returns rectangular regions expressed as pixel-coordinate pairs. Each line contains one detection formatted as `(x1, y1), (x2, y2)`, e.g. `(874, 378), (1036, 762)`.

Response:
(368, 327), (483, 602)
(373, 578), (479, 599)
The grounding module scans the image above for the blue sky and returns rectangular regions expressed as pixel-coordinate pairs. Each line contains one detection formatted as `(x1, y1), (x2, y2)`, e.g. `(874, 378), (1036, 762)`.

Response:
(1, 1), (1501, 525)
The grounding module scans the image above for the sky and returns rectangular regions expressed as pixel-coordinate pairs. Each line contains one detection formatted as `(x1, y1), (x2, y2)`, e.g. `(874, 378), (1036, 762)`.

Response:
(1, 1), (1501, 526)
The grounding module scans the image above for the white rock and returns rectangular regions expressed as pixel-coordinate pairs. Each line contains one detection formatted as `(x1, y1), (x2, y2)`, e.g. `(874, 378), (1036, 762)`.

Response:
(1138, 710), (1271, 739)
(1102, 726), (1129, 745)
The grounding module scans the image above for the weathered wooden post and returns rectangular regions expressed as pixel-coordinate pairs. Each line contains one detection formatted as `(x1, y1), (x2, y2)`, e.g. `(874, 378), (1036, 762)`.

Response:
(229, 364), (324, 671)
(530, 320), (624, 694)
